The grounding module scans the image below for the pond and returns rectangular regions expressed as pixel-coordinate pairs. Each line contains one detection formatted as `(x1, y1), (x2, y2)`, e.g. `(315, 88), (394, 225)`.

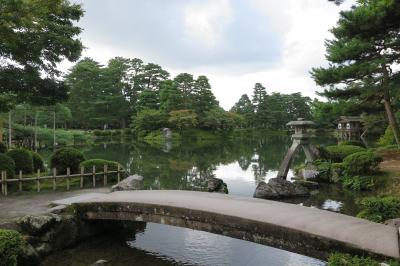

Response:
(40, 133), (369, 266)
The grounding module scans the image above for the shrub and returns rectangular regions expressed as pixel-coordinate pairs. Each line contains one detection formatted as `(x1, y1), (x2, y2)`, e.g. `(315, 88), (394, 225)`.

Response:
(0, 143), (7, 153)
(357, 196), (400, 223)
(342, 151), (382, 175)
(31, 152), (45, 172)
(50, 147), (85, 174)
(339, 141), (365, 147)
(6, 149), (33, 174)
(377, 126), (395, 147)
(327, 252), (380, 266)
(80, 159), (124, 181)
(342, 175), (374, 191)
(0, 154), (15, 178)
(326, 145), (366, 162)
(0, 229), (25, 266)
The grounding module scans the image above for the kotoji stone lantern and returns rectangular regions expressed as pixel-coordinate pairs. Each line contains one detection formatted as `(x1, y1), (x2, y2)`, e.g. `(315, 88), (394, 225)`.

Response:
(277, 118), (317, 179)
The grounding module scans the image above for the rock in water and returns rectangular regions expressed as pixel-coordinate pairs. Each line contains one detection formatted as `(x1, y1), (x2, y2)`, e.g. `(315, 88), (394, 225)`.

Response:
(207, 177), (228, 194)
(254, 178), (309, 199)
(111, 175), (143, 191)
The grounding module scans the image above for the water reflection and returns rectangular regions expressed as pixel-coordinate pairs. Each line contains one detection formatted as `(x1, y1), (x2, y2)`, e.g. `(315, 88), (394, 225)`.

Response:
(128, 223), (325, 266)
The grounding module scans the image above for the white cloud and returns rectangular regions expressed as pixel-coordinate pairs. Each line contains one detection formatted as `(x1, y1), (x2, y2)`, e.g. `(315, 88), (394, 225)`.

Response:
(183, 0), (233, 49)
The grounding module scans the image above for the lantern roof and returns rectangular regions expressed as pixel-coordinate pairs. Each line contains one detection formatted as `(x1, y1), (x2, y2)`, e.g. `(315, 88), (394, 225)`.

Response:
(286, 118), (315, 127)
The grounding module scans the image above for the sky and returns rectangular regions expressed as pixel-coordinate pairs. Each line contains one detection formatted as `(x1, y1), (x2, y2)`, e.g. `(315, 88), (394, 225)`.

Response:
(63, 0), (355, 110)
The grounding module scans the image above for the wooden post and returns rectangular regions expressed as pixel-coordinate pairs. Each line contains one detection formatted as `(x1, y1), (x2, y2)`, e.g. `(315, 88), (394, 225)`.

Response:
(1, 171), (6, 196)
(80, 166), (84, 188)
(66, 167), (70, 191)
(92, 165), (96, 187)
(36, 169), (40, 192)
(18, 170), (22, 193)
(52, 168), (57, 190)
(117, 164), (121, 183)
(103, 164), (107, 186)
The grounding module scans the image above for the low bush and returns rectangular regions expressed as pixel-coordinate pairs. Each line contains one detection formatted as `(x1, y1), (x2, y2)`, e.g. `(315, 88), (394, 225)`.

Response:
(50, 147), (85, 174)
(0, 154), (15, 178)
(326, 145), (366, 162)
(0, 229), (25, 266)
(357, 196), (400, 223)
(342, 175), (374, 191)
(0, 143), (7, 153)
(342, 151), (382, 175)
(80, 159), (124, 182)
(339, 141), (365, 147)
(31, 152), (45, 172)
(6, 149), (33, 174)
(328, 252), (381, 266)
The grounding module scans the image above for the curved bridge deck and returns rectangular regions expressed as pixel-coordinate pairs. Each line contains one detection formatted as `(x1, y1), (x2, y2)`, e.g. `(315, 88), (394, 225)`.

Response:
(73, 190), (400, 260)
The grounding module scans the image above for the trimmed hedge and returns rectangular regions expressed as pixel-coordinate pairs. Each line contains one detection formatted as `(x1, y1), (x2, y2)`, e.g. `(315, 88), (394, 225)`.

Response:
(31, 152), (45, 172)
(50, 147), (85, 174)
(80, 159), (124, 181)
(0, 229), (25, 266)
(0, 154), (15, 178)
(339, 141), (365, 147)
(6, 149), (33, 174)
(0, 143), (7, 153)
(357, 196), (400, 223)
(342, 151), (382, 175)
(342, 175), (374, 191)
(326, 145), (366, 162)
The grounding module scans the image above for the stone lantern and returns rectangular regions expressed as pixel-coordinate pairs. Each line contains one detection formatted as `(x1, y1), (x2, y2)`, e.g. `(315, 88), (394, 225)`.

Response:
(277, 118), (317, 179)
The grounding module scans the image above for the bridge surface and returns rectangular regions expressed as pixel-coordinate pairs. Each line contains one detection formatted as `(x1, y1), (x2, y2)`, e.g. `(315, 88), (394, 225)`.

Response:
(71, 190), (399, 260)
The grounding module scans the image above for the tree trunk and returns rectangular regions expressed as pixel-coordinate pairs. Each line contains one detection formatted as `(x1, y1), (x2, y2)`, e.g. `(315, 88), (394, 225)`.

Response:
(383, 92), (400, 148)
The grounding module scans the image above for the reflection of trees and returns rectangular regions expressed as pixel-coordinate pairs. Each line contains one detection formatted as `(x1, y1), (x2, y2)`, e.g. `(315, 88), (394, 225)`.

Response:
(82, 134), (301, 190)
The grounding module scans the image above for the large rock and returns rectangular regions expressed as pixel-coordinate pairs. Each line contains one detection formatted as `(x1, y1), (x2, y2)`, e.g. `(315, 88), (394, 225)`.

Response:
(18, 214), (61, 235)
(207, 177), (228, 194)
(111, 175), (143, 191)
(254, 178), (309, 199)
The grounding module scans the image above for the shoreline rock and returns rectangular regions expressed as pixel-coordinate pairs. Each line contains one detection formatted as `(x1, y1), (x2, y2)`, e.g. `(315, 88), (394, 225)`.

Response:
(111, 175), (143, 191)
(254, 178), (310, 199)
(207, 177), (228, 194)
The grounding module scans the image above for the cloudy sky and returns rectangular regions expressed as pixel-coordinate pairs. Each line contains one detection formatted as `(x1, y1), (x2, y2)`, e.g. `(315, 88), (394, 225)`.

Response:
(65, 0), (355, 109)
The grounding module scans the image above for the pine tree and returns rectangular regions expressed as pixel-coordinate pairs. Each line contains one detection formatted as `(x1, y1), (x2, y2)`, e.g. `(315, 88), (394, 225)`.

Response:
(193, 76), (218, 115)
(311, 0), (400, 147)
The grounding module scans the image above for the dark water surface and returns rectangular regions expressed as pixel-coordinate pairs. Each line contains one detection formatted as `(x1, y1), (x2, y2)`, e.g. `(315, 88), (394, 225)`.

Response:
(41, 134), (357, 266)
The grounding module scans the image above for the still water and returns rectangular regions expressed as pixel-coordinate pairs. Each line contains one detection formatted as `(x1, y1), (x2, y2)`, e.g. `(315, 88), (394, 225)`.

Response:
(41, 134), (361, 266)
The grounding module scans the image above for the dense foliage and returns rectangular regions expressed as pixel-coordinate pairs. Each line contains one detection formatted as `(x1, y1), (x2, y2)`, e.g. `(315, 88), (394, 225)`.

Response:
(311, 0), (400, 147)
(325, 145), (366, 162)
(6, 149), (33, 174)
(80, 159), (124, 181)
(0, 0), (84, 111)
(31, 151), (45, 172)
(342, 152), (382, 175)
(50, 147), (85, 174)
(328, 252), (381, 266)
(0, 143), (7, 153)
(0, 154), (15, 178)
(0, 229), (25, 266)
(357, 196), (400, 223)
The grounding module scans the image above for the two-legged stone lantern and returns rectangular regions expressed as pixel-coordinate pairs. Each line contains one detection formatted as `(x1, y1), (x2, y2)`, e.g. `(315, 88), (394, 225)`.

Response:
(277, 118), (317, 179)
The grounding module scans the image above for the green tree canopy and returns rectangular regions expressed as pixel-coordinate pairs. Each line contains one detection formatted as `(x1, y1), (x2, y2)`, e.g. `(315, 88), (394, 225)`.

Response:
(311, 0), (400, 146)
(0, 0), (84, 110)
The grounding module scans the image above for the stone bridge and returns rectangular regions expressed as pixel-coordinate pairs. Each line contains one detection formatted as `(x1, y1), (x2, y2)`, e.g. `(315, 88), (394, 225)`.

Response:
(71, 190), (399, 261)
